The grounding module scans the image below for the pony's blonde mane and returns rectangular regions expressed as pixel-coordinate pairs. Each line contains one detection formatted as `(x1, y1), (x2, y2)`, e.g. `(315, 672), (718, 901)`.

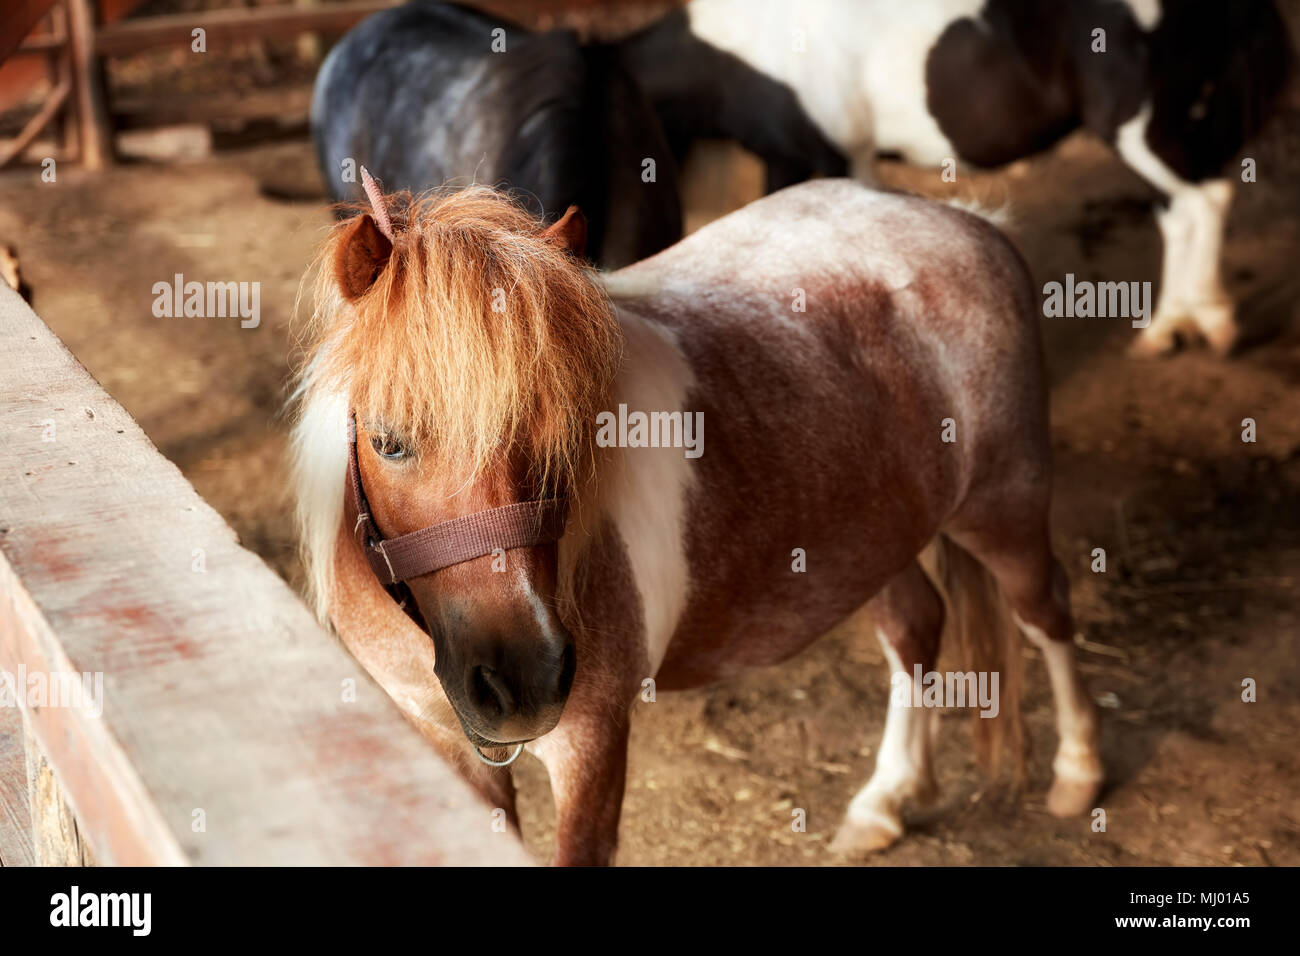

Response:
(291, 185), (622, 620)
(308, 186), (621, 484)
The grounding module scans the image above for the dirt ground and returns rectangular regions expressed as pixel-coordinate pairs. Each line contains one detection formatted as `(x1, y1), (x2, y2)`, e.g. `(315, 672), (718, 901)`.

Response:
(3, 10), (1299, 867)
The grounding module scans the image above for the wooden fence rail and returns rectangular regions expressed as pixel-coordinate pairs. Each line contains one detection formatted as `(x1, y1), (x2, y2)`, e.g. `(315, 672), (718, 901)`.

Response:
(0, 285), (530, 866)
(93, 1), (397, 56)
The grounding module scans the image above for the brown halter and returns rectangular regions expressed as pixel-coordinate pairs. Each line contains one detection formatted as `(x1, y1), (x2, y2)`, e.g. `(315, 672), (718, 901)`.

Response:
(347, 413), (570, 588)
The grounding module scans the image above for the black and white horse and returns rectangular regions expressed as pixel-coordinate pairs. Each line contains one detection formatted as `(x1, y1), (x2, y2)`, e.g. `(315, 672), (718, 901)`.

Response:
(312, 1), (682, 268)
(622, 0), (1292, 354)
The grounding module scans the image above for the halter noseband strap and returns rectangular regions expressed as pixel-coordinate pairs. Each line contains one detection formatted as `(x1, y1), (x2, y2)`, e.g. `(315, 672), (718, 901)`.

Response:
(347, 414), (569, 586)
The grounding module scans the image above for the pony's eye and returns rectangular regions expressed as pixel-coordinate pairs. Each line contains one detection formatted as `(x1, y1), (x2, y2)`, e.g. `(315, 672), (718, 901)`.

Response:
(370, 433), (407, 460)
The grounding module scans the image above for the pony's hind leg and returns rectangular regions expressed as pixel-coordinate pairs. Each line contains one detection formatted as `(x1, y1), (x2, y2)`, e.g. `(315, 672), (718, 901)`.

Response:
(831, 561), (943, 856)
(948, 523), (1103, 817)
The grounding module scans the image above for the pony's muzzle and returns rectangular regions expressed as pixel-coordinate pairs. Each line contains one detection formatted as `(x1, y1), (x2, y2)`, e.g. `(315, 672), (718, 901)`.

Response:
(455, 639), (576, 744)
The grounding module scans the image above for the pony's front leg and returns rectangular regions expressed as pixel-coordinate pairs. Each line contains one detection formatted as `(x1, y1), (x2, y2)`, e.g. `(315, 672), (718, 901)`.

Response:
(529, 715), (630, 866)
(831, 562), (943, 857)
(1131, 180), (1236, 356)
(1117, 111), (1237, 356)
(1177, 179), (1235, 354)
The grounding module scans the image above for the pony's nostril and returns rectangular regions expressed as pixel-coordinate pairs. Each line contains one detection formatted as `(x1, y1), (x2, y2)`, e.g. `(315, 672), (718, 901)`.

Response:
(556, 643), (577, 699)
(470, 664), (516, 719)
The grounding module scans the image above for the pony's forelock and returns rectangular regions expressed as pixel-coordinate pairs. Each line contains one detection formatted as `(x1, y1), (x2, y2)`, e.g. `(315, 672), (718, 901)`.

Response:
(300, 185), (622, 495)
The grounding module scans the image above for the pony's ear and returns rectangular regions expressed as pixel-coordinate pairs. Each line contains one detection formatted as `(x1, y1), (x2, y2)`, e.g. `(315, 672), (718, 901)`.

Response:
(334, 214), (393, 301)
(540, 205), (587, 259)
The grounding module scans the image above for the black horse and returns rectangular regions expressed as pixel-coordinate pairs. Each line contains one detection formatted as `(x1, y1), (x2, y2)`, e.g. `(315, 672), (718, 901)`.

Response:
(312, 1), (682, 268)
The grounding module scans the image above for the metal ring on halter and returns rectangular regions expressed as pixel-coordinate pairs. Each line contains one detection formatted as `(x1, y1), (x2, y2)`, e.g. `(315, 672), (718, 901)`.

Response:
(474, 742), (524, 767)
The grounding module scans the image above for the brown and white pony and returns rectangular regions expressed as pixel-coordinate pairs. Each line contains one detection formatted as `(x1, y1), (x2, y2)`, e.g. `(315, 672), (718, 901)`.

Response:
(290, 179), (1102, 865)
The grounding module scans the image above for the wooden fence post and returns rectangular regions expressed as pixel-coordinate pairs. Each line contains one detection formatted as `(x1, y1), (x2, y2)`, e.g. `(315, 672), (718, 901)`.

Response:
(67, 0), (112, 169)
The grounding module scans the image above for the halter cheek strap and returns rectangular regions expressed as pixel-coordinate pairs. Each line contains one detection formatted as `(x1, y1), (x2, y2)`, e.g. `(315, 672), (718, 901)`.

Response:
(347, 414), (569, 586)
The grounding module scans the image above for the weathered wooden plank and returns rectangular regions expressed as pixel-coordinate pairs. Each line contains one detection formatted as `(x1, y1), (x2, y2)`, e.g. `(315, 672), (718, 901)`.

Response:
(16, 34), (67, 54)
(0, 700), (34, 866)
(23, 711), (95, 866)
(0, 286), (531, 865)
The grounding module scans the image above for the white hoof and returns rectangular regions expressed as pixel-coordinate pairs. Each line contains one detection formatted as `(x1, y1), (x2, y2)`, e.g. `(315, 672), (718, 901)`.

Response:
(1129, 321), (1181, 358)
(1046, 774), (1103, 818)
(830, 813), (903, 856)
(1193, 300), (1238, 356)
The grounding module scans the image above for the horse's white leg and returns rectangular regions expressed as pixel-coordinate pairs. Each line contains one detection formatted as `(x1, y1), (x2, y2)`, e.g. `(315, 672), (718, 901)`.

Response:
(950, 528), (1103, 817)
(1014, 614), (1104, 816)
(831, 563), (941, 856)
(1142, 182), (1235, 354)
(1116, 107), (1236, 355)
(1142, 194), (1197, 354)
(1182, 179), (1235, 352)
(832, 637), (936, 852)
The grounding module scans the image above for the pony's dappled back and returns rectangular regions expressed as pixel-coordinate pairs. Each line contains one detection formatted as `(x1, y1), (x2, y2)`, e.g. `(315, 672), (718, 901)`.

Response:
(291, 185), (621, 619)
